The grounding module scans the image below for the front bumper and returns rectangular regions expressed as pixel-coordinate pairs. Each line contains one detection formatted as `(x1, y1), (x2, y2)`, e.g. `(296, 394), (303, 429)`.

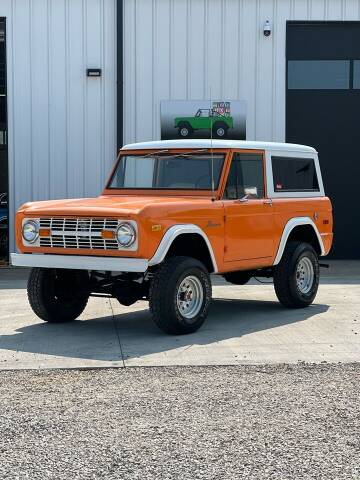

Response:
(11, 253), (148, 273)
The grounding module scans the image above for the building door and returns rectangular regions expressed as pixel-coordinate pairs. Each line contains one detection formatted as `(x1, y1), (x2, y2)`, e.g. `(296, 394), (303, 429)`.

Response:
(0, 19), (7, 264)
(286, 21), (360, 259)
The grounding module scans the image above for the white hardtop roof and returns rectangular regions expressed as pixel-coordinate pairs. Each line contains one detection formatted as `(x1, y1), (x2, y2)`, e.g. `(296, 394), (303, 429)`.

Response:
(121, 139), (317, 154)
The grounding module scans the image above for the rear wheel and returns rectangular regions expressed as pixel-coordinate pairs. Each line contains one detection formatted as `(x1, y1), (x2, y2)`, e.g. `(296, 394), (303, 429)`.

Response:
(213, 123), (228, 138)
(274, 241), (319, 308)
(149, 256), (212, 335)
(27, 268), (89, 322)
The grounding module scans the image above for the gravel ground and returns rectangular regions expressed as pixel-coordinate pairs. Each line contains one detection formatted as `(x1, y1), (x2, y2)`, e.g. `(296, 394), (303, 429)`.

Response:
(0, 364), (359, 480)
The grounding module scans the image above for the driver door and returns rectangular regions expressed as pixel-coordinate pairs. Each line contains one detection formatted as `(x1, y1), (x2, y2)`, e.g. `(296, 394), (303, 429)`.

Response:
(223, 151), (275, 264)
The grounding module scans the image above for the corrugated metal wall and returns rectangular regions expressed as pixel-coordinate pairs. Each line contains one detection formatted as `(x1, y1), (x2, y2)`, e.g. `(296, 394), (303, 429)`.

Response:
(123, 0), (360, 145)
(4, 0), (360, 254)
(0, 0), (117, 252)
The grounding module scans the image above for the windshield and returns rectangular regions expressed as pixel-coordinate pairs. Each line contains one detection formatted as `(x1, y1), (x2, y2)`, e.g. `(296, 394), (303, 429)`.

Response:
(108, 153), (225, 190)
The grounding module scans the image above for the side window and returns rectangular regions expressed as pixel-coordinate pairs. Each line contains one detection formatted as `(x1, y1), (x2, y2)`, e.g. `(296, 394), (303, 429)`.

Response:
(271, 156), (319, 192)
(224, 153), (265, 199)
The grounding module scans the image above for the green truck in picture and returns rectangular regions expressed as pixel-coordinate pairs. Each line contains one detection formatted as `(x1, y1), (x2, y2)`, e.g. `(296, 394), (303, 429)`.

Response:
(174, 108), (234, 138)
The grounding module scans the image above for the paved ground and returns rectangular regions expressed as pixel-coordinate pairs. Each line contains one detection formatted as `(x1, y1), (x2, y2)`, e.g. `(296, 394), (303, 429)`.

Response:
(1, 364), (359, 480)
(0, 261), (359, 369)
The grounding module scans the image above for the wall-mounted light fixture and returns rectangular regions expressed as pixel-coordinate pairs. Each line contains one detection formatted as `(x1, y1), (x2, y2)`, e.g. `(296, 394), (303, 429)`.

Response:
(87, 68), (102, 77)
(263, 20), (272, 37)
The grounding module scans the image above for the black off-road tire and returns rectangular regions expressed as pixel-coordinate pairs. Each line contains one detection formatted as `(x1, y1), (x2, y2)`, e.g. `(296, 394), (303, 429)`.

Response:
(178, 123), (193, 138)
(274, 241), (319, 308)
(213, 122), (228, 138)
(149, 256), (212, 335)
(27, 268), (89, 323)
(223, 271), (252, 285)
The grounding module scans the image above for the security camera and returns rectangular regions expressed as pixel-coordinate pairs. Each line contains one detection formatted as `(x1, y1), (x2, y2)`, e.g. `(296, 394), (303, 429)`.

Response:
(263, 20), (271, 37)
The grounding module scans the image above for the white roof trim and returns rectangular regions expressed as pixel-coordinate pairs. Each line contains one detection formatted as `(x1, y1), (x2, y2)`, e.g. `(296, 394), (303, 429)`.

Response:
(121, 139), (317, 154)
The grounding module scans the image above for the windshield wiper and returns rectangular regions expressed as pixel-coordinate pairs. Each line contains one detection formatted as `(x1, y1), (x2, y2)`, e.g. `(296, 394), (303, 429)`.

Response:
(142, 149), (169, 157)
(143, 148), (207, 159)
(170, 149), (208, 159)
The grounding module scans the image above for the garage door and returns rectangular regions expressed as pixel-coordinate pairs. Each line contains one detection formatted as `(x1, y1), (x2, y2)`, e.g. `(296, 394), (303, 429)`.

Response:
(286, 21), (360, 259)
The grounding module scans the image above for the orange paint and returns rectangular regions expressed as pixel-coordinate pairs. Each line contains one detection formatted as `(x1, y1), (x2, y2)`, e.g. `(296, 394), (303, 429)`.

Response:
(15, 147), (333, 273)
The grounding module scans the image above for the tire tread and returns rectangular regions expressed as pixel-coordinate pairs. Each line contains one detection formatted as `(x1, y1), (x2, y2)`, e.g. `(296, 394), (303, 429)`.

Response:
(149, 256), (211, 335)
(274, 241), (319, 308)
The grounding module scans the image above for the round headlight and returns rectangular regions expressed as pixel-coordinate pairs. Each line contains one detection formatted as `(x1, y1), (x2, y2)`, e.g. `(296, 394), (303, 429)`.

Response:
(22, 220), (39, 243)
(116, 222), (136, 247)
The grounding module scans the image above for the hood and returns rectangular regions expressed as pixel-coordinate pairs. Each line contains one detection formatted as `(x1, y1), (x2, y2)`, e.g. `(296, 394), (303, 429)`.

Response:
(20, 195), (213, 217)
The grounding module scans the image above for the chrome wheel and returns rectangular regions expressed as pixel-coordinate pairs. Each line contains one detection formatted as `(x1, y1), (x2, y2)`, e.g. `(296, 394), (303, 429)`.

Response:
(296, 257), (314, 294)
(180, 127), (189, 137)
(216, 127), (225, 137)
(176, 275), (204, 321)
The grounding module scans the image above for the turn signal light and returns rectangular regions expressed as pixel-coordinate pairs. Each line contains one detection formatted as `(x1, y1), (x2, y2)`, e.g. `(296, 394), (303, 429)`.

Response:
(39, 229), (51, 237)
(101, 230), (116, 239)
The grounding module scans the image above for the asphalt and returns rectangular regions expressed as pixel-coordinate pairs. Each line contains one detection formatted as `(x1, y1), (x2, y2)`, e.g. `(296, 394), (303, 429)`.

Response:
(0, 261), (359, 369)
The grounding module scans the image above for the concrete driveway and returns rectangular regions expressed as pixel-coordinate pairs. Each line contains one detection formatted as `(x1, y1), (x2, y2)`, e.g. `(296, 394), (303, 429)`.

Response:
(0, 262), (359, 369)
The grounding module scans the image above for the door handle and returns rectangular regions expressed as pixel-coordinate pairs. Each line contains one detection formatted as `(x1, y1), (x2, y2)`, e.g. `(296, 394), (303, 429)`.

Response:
(263, 199), (273, 206)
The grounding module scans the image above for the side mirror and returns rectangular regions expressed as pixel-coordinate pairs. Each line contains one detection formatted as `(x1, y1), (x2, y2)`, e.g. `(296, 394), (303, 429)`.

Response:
(244, 186), (258, 197)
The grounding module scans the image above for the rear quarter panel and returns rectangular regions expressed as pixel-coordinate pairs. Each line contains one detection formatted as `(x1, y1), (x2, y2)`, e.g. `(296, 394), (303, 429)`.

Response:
(272, 197), (333, 257)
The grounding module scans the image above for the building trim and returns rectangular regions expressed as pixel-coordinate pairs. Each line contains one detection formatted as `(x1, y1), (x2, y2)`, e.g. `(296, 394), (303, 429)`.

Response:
(117, 0), (123, 149)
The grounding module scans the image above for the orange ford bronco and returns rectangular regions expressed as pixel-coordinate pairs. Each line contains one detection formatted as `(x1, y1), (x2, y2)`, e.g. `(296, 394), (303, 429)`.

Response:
(12, 140), (333, 335)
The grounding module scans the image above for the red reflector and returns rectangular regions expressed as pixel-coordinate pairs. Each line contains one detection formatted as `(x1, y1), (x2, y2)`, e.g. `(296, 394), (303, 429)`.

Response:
(323, 219), (329, 225)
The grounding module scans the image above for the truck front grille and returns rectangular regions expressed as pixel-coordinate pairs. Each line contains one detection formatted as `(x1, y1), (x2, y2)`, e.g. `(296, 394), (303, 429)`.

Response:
(39, 217), (120, 250)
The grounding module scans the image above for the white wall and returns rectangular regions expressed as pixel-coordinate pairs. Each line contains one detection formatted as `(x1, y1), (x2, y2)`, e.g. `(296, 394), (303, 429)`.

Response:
(1, 0), (117, 252)
(123, 0), (360, 145)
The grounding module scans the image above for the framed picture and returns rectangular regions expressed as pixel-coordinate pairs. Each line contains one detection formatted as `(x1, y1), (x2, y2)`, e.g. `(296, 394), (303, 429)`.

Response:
(160, 99), (246, 140)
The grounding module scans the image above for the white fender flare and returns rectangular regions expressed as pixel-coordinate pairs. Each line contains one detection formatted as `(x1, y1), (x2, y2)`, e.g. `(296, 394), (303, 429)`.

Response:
(273, 217), (325, 266)
(148, 224), (218, 273)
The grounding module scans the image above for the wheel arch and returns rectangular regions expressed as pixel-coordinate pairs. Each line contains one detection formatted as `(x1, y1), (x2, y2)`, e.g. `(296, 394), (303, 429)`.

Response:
(273, 217), (325, 265)
(212, 121), (228, 129)
(178, 121), (191, 129)
(148, 225), (218, 273)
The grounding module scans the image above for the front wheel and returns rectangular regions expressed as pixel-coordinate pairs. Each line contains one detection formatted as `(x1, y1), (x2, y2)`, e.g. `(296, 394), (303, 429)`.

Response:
(178, 124), (193, 138)
(27, 268), (89, 322)
(274, 241), (319, 308)
(149, 256), (212, 335)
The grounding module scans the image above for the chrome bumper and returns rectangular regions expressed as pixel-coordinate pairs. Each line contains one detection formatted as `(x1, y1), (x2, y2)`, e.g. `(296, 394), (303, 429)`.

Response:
(11, 253), (148, 273)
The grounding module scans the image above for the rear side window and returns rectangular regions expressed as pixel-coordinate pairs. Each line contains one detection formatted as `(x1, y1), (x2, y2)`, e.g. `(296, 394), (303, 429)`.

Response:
(271, 156), (319, 192)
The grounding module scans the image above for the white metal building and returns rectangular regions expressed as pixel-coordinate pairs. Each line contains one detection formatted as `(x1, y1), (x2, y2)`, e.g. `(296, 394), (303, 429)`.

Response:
(1, 0), (360, 259)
